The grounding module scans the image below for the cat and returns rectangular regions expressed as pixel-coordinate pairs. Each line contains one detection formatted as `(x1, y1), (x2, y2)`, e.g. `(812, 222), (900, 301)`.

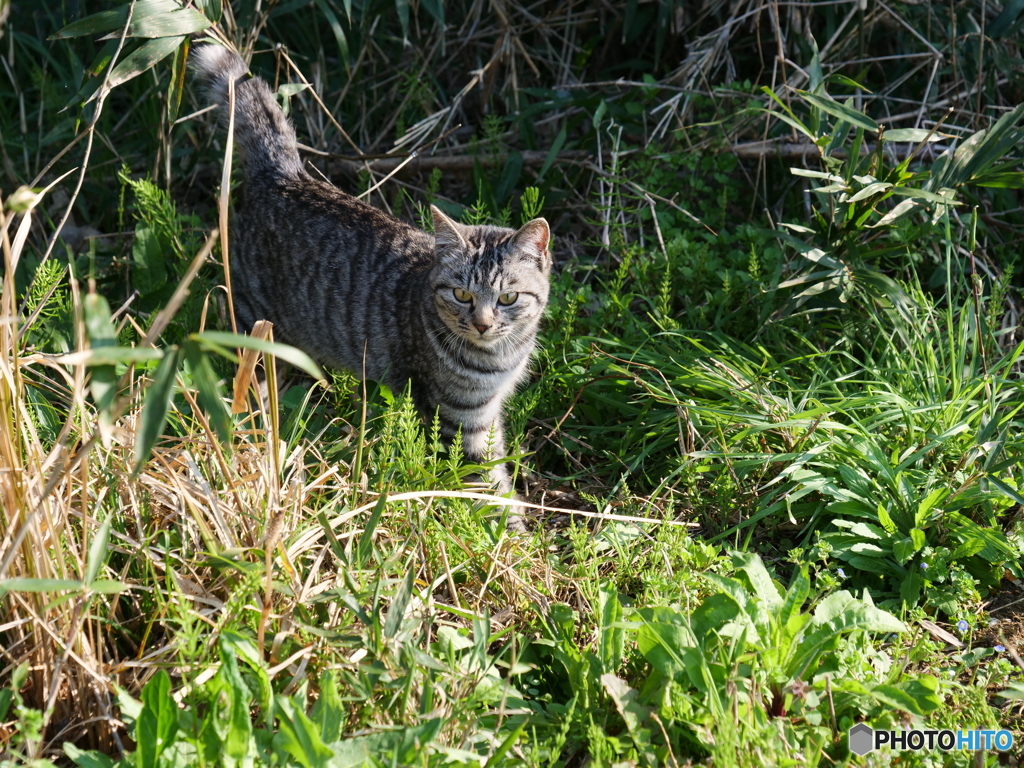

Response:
(191, 44), (551, 514)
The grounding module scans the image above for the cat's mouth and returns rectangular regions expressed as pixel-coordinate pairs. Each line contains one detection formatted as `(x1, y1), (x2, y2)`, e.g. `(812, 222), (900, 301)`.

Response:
(462, 328), (502, 348)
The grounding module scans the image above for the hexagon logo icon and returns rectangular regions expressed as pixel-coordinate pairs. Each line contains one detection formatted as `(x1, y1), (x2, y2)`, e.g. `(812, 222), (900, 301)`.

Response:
(849, 723), (874, 756)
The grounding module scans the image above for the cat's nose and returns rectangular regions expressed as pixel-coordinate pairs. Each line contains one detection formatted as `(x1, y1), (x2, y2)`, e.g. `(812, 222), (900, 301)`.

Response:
(474, 322), (491, 334)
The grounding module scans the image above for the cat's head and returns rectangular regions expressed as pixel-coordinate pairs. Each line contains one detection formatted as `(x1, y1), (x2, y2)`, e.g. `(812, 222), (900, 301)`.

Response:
(429, 205), (551, 351)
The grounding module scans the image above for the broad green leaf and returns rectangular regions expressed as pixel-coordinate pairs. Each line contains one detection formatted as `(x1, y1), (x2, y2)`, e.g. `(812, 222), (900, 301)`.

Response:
(909, 528), (926, 551)
(778, 567), (811, 643)
(134, 346), (182, 474)
(110, 7), (211, 38)
(731, 551), (782, 608)
(191, 331), (325, 380)
(210, 644), (253, 759)
(330, 732), (405, 767)
(84, 294), (116, 347)
(869, 682), (941, 714)
(64, 744), (117, 768)
(601, 674), (656, 764)
(777, 267), (845, 290)
(831, 520), (887, 540)
(892, 537), (915, 565)
(797, 91), (878, 132)
(309, 672), (344, 743)
(221, 634), (273, 719)
(273, 696), (334, 768)
(598, 583), (625, 674)
(875, 503), (897, 534)
(138, 671), (177, 768)
(916, 488), (948, 523)
(997, 682), (1024, 702)
(107, 36), (186, 91)
(692, 591), (750, 643)
(637, 609), (696, 677)
(900, 571), (923, 605)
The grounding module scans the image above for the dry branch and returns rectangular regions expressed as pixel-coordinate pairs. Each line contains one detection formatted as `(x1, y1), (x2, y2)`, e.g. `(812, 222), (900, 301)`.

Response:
(299, 141), (948, 176)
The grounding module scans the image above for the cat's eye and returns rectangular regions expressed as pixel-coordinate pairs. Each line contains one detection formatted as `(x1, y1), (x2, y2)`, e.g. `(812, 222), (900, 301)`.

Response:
(452, 287), (473, 303)
(497, 291), (519, 306)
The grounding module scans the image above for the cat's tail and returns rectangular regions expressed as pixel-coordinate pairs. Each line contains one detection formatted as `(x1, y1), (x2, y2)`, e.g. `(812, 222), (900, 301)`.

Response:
(191, 44), (303, 179)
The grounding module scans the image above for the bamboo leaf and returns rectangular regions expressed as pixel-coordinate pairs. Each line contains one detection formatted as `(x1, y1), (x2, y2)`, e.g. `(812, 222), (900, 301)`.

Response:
(107, 36), (186, 91)
(195, 0), (222, 24)
(847, 182), (892, 202)
(796, 91), (878, 133)
(869, 198), (917, 227)
(882, 128), (945, 143)
(52, 0), (211, 40)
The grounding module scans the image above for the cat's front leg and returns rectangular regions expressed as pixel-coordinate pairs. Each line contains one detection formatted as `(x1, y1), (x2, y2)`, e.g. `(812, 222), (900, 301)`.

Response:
(461, 421), (527, 530)
(461, 419), (511, 493)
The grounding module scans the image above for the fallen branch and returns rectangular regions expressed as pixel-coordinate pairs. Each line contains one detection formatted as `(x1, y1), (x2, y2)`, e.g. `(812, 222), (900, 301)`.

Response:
(297, 145), (592, 174)
(299, 140), (951, 176)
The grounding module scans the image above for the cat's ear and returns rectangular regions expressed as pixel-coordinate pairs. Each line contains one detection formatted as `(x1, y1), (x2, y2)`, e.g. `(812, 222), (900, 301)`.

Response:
(512, 218), (550, 270)
(431, 205), (467, 252)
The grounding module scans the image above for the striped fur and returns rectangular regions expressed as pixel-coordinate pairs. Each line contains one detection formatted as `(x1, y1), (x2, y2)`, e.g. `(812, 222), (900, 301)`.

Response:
(192, 45), (551, 494)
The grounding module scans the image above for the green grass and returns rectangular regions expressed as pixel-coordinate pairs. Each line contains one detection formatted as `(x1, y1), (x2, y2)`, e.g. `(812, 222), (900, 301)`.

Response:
(2, 0), (1024, 766)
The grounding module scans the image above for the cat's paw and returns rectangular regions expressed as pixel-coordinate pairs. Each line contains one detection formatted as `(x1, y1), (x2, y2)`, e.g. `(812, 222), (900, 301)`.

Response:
(504, 498), (531, 534)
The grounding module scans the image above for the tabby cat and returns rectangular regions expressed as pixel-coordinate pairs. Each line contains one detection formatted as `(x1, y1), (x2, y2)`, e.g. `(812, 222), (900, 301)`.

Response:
(192, 44), (551, 503)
